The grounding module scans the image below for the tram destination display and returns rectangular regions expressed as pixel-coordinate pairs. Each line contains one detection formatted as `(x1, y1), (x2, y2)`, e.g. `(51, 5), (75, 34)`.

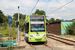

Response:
(30, 16), (44, 19)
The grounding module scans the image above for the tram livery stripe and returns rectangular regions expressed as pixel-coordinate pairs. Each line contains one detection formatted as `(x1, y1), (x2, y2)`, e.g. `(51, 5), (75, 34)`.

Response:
(31, 21), (44, 24)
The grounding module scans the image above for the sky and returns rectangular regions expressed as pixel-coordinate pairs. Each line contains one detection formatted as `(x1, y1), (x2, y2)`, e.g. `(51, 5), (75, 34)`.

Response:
(0, 0), (75, 20)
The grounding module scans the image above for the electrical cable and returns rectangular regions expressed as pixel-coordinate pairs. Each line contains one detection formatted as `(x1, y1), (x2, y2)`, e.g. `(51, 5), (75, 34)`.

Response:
(30, 0), (39, 15)
(47, 0), (73, 15)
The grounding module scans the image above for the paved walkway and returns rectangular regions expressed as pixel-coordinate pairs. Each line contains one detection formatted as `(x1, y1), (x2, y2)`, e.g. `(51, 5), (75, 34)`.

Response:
(25, 46), (63, 50)
(18, 32), (25, 46)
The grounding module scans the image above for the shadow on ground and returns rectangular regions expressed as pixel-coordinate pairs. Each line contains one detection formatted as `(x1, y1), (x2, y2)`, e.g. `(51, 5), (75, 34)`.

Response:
(26, 42), (45, 45)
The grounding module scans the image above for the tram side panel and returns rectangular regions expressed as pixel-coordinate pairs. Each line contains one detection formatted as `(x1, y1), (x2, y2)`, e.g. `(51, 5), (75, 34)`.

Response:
(25, 23), (29, 42)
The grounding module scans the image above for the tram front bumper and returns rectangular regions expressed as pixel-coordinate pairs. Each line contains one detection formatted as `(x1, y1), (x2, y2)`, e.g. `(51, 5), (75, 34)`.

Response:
(34, 36), (42, 40)
(29, 37), (47, 42)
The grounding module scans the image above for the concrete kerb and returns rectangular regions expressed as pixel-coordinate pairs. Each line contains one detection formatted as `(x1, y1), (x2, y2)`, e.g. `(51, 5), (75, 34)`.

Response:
(0, 45), (25, 50)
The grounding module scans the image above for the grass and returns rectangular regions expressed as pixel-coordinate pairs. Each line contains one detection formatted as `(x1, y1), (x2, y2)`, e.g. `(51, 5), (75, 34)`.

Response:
(59, 34), (75, 40)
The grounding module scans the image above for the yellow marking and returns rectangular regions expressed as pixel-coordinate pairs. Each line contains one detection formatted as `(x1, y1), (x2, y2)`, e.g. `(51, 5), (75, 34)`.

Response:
(62, 25), (65, 28)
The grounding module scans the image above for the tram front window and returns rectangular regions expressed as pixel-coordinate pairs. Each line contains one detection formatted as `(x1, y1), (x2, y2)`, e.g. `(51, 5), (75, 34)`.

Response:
(30, 19), (44, 21)
(31, 24), (45, 32)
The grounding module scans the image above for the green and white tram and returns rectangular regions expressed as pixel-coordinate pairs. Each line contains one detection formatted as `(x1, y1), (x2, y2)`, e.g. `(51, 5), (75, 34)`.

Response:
(25, 15), (47, 42)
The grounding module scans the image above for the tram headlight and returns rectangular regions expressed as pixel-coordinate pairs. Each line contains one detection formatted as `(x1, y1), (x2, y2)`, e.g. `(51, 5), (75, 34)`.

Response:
(30, 35), (33, 37)
(43, 34), (46, 37)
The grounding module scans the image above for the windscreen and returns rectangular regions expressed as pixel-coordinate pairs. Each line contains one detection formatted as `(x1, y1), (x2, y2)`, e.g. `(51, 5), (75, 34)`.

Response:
(30, 16), (45, 32)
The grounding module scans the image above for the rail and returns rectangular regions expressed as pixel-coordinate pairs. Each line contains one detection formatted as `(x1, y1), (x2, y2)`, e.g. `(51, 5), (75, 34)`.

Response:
(29, 44), (36, 50)
(47, 34), (75, 46)
(43, 44), (53, 50)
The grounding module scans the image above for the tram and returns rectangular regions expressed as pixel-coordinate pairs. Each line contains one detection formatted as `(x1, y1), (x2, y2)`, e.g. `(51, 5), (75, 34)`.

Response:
(25, 15), (47, 42)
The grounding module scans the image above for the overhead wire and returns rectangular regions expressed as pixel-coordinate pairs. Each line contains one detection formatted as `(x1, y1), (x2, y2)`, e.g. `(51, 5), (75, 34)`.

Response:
(30, 0), (39, 15)
(47, 0), (73, 15)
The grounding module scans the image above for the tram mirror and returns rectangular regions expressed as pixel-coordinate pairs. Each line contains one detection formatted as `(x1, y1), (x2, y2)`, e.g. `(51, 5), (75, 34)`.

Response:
(46, 23), (49, 25)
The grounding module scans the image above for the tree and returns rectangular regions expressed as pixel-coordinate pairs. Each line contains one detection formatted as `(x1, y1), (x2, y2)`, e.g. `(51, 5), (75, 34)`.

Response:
(0, 10), (6, 23)
(13, 13), (26, 31)
(12, 19), (15, 27)
(19, 19), (25, 31)
(48, 18), (64, 23)
(2, 22), (7, 29)
(46, 19), (49, 23)
(55, 19), (61, 22)
(13, 13), (18, 20)
(13, 13), (26, 20)
(33, 9), (46, 15)
(21, 15), (26, 19)
(49, 18), (55, 23)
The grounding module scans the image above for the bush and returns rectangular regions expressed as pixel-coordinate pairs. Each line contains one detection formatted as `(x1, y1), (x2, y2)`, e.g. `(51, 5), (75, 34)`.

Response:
(19, 19), (25, 31)
(66, 21), (75, 35)
(2, 22), (7, 29)
(0, 26), (16, 39)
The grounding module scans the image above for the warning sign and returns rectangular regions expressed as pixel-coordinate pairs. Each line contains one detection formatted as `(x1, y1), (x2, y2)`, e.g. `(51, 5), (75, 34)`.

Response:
(62, 25), (65, 28)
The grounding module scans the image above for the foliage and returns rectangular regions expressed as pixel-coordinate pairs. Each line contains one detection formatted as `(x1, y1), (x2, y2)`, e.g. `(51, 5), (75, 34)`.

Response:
(0, 26), (16, 39)
(32, 9), (47, 24)
(12, 13), (26, 31)
(18, 46), (20, 49)
(55, 19), (61, 22)
(65, 21), (75, 35)
(10, 47), (13, 50)
(13, 13), (26, 20)
(47, 30), (50, 33)
(12, 19), (15, 27)
(2, 22), (8, 29)
(49, 18), (55, 23)
(19, 19), (25, 31)
(33, 9), (46, 15)
(47, 18), (64, 23)
(0, 10), (7, 23)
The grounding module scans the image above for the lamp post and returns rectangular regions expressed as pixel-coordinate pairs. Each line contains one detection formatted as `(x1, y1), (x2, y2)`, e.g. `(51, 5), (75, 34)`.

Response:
(18, 6), (20, 42)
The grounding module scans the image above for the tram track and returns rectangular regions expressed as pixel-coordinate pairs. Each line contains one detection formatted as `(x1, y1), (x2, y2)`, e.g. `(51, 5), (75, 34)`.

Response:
(47, 34), (75, 46)
(29, 43), (54, 50)
(29, 44), (36, 50)
(43, 44), (54, 50)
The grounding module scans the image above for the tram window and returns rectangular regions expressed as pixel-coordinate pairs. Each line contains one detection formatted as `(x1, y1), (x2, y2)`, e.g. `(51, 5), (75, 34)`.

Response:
(31, 24), (45, 32)
(30, 19), (44, 21)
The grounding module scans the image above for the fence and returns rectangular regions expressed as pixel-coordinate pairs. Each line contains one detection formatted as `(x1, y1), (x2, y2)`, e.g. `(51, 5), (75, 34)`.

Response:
(0, 37), (16, 47)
